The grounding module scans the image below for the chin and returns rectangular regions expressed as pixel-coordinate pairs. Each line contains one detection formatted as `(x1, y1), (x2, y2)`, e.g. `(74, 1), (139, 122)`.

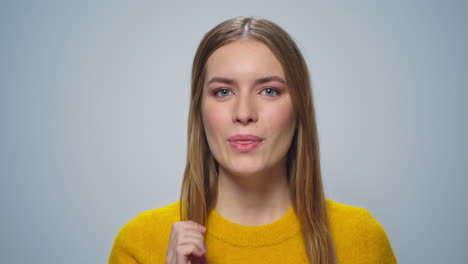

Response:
(231, 169), (262, 177)
(225, 160), (266, 177)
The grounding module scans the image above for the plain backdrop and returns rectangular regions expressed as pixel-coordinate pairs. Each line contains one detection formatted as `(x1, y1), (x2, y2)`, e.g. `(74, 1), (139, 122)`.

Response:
(1, 0), (467, 263)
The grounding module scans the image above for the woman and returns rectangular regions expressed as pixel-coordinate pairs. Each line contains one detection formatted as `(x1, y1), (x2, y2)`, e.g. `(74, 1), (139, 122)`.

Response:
(109, 16), (397, 264)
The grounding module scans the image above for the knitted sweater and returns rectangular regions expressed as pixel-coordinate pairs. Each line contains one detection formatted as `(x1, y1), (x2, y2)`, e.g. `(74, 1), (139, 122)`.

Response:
(109, 199), (397, 263)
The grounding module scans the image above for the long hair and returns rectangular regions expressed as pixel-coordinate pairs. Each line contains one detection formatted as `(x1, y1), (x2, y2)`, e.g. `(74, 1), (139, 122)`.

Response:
(180, 16), (337, 264)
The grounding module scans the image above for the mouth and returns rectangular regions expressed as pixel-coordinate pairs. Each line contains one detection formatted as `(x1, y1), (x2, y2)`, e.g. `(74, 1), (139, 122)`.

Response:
(227, 134), (264, 153)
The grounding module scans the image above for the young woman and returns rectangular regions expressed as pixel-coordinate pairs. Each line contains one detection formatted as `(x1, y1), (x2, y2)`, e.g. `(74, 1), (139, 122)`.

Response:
(109, 17), (397, 264)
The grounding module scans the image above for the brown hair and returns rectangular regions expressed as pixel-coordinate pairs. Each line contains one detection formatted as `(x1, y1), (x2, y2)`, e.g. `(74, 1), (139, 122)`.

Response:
(180, 16), (337, 264)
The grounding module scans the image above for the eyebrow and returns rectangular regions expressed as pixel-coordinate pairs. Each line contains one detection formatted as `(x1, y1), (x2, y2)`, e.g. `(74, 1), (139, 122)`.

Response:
(206, 76), (287, 86)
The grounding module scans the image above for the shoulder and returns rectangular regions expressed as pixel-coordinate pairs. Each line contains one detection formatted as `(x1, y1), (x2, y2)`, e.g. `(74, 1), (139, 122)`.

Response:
(325, 198), (376, 225)
(117, 200), (181, 239)
(109, 201), (181, 263)
(118, 200), (181, 240)
(134, 200), (182, 224)
(325, 198), (397, 263)
(325, 198), (386, 237)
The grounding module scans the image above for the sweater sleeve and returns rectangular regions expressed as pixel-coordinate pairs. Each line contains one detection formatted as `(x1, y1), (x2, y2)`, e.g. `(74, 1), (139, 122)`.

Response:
(358, 208), (398, 264)
(108, 210), (170, 264)
(108, 246), (139, 264)
(108, 221), (141, 264)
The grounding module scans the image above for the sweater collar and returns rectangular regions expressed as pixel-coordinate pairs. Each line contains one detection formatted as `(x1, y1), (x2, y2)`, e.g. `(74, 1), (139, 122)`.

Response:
(206, 206), (301, 247)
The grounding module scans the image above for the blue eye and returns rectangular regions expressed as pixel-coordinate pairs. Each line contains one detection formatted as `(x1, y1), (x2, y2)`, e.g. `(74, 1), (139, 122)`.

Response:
(260, 88), (280, 96)
(214, 89), (233, 97)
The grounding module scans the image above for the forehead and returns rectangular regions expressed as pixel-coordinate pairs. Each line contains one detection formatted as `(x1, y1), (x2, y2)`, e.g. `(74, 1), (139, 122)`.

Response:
(205, 39), (285, 82)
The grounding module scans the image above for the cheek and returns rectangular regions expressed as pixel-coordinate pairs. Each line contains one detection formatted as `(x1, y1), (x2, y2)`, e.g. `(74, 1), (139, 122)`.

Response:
(265, 102), (296, 136)
(202, 101), (228, 141)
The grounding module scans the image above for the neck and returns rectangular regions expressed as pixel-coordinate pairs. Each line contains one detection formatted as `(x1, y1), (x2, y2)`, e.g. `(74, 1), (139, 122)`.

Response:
(213, 158), (292, 226)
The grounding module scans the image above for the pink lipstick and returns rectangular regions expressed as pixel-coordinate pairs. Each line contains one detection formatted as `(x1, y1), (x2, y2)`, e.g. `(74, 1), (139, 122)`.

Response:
(227, 134), (263, 153)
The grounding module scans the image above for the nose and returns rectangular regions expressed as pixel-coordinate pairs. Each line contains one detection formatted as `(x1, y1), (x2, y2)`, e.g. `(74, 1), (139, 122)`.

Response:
(232, 92), (258, 126)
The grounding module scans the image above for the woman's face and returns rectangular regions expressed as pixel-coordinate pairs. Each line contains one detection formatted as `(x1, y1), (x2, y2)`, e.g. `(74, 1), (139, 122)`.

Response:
(201, 39), (296, 177)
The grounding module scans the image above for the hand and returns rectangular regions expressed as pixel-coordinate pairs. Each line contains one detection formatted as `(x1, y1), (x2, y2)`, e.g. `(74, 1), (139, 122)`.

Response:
(166, 220), (209, 264)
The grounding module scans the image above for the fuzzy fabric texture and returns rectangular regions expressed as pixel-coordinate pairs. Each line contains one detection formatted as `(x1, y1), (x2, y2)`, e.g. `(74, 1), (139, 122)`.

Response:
(109, 199), (397, 263)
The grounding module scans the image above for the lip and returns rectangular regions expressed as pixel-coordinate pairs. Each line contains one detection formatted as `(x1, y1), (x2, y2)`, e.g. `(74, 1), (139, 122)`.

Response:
(227, 134), (263, 153)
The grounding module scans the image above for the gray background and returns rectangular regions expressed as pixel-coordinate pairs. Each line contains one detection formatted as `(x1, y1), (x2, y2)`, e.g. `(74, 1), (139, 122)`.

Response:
(1, 0), (466, 263)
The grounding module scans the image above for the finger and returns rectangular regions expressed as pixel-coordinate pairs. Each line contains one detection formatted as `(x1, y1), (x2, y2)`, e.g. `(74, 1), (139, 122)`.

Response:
(183, 221), (207, 233)
(166, 221), (207, 259)
(175, 243), (206, 262)
(180, 230), (205, 242)
(171, 226), (206, 252)
(168, 221), (207, 263)
(168, 222), (181, 252)
(166, 247), (175, 263)
(169, 221), (204, 252)
(178, 236), (207, 254)
(170, 222), (206, 245)
(168, 237), (205, 261)
(169, 234), (206, 261)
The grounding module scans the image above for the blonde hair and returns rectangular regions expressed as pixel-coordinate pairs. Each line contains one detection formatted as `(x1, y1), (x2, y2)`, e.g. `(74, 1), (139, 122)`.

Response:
(180, 16), (337, 264)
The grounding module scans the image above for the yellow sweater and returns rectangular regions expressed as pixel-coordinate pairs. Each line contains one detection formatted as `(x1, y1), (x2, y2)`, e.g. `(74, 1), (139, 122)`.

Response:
(109, 199), (397, 263)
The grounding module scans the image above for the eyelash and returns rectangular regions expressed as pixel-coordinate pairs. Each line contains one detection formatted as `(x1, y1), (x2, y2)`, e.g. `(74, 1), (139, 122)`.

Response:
(213, 88), (281, 97)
